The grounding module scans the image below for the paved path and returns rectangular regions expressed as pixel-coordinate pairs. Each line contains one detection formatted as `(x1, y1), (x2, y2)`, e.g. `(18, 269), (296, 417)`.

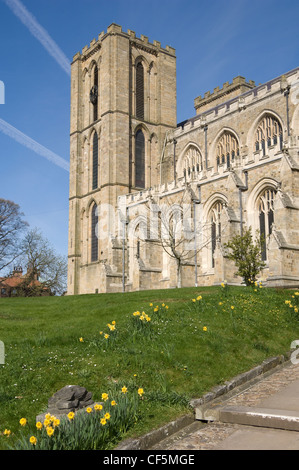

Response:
(152, 361), (299, 450)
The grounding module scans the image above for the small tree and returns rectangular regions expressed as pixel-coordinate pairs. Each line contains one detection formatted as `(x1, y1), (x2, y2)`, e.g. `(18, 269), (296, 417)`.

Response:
(224, 227), (266, 286)
(17, 228), (67, 296)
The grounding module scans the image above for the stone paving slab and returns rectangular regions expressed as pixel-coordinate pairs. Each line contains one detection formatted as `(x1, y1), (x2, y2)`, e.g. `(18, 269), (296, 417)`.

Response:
(151, 361), (299, 451)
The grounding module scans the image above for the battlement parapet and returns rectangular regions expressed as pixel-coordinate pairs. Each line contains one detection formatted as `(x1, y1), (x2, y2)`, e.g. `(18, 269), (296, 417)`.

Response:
(194, 76), (255, 114)
(72, 23), (176, 62)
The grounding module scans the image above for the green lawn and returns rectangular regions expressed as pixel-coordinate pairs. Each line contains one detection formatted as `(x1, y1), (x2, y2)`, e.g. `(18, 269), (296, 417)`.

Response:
(0, 285), (299, 449)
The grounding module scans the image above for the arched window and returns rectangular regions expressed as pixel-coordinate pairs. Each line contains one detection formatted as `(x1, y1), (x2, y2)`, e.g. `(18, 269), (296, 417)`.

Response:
(92, 131), (98, 190)
(210, 201), (223, 268)
(254, 115), (282, 155)
(135, 129), (145, 188)
(182, 146), (203, 179)
(136, 62), (144, 120)
(90, 65), (98, 122)
(216, 132), (239, 169)
(91, 203), (98, 262)
(258, 188), (276, 260)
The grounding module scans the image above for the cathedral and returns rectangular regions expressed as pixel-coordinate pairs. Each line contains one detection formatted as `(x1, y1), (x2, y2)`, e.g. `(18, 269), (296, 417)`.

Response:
(67, 23), (299, 295)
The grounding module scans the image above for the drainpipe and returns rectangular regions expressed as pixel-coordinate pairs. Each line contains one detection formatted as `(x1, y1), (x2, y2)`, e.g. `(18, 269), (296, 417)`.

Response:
(193, 185), (201, 287)
(284, 86), (290, 137)
(204, 125), (208, 169)
(173, 139), (177, 185)
(238, 171), (248, 236)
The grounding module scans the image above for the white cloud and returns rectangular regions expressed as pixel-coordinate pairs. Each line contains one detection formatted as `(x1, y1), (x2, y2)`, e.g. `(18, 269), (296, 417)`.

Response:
(3, 0), (71, 76)
(0, 118), (69, 172)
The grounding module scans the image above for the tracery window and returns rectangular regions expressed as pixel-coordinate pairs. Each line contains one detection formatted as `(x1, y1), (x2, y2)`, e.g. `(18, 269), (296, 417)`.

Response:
(183, 147), (203, 179)
(258, 188), (276, 261)
(91, 203), (98, 262)
(136, 62), (144, 120)
(216, 132), (239, 169)
(92, 131), (98, 190)
(135, 129), (145, 188)
(210, 201), (223, 268)
(255, 115), (282, 155)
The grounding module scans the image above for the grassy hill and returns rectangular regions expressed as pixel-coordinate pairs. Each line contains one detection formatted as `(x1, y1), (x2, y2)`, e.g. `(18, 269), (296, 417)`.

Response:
(0, 285), (298, 449)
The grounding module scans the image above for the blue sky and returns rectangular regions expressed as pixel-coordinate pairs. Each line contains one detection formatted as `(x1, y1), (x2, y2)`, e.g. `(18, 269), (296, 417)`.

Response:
(0, 0), (298, 263)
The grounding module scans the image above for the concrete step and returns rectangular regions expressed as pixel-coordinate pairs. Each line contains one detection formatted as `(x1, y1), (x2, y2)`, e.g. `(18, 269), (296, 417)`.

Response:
(218, 406), (299, 432)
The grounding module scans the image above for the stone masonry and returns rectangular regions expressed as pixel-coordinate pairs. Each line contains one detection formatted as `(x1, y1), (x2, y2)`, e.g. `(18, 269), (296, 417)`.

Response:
(67, 23), (299, 295)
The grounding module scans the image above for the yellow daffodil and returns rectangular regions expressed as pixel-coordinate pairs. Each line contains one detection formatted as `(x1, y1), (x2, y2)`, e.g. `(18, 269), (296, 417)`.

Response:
(86, 407), (93, 413)
(138, 388), (144, 396)
(46, 427), (54, 437)
(36, 422), (43, 430)
(104, 412), (111, 420)
(102, 393), (109, 401)
(111, 400), (117, 406)
(203, 326), (207, 331)
(19, 418), (27, 427)
(121, 386), (128, 394)
(3, 429), (11, 436)
(104, 334), (109, 339)
(79, 337), (84, 342)
(67, 412), (75, 420)
(94, 403), (103, 411)
(100, 418), (107, 426)
(29, 436), (37, 446)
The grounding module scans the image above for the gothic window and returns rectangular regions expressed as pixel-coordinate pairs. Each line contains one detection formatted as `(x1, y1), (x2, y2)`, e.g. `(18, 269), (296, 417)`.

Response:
(136, 62), (144, 120)
(92, 132), (98, 190)
(90, 65), (98, 122)
(91, 203), (98, 262)
(135, 129), (145, 188)
(183, 147), (202, 179)
(258, 189), (276, 261)
(216, 132), (239, 169)
(210, 201), (223, 268)
(254, 115), (282, 154)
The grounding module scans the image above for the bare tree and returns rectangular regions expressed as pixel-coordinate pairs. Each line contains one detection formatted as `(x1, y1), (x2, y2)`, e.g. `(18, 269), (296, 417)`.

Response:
(17, 228), (67, 296)
(144, 185), (214, 288)
(0, 198), (28, 272)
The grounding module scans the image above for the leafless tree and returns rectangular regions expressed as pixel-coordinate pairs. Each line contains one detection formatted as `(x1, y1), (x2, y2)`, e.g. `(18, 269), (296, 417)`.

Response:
(17, 228), (67, 296)
(0, 198), (28, 272)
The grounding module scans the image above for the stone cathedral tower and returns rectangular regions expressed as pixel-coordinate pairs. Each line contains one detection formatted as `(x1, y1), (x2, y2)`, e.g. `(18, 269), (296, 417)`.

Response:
(67, 24), (177, 295)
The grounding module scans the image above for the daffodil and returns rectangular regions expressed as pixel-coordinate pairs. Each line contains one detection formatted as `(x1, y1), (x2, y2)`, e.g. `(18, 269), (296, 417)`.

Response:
(46, 427), (54, 437)
(94, 403), (103, 411)
(29, 436), (37, 445)
(121, 386), (128, 394)
(3, 429), (11, 436)
(111, 400), (117, 406)
(100, 418), (107, 426)
(138, 388), (144, 396)
(86, 407), (93, 413)
(104, 412), (111, 420)
(102, 393), (109, 401)
(36, 421), (43, 430)
(68, 412), (75, 420)
(19, 418), (27, 427)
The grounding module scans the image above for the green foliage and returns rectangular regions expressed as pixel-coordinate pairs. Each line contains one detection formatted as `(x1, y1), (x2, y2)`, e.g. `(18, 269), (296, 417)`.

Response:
(224, 227), (266, 285)
(12, 387), (141, 450)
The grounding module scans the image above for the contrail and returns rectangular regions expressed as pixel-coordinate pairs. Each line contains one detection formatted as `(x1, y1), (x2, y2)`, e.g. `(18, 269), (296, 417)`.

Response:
(0, 118), (69, 172)
(3, 0), (71, 76)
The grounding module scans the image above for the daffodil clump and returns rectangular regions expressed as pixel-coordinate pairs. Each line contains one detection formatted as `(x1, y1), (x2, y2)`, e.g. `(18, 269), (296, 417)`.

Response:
(10, 385), (144, 450)
(285, 292), (299, 316)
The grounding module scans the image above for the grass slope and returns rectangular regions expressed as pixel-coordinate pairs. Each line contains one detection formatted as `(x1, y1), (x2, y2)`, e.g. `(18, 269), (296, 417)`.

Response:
(0, 285), (299, 449)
